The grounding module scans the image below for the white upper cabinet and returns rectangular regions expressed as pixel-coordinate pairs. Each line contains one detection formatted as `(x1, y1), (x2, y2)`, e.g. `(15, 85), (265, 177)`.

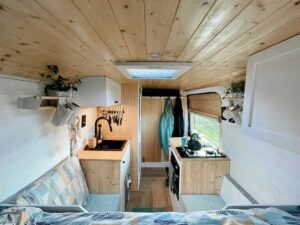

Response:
(242, 35), (300, 154)
(74, 77), (121, 107)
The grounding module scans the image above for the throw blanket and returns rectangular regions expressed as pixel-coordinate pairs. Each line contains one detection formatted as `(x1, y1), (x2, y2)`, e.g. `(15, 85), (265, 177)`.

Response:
(1, 206), (299, 225)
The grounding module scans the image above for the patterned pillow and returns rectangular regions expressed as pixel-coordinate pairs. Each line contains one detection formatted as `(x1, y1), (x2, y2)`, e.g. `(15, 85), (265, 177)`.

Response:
(16, 156), (89, 206)
(0, 206), (42, 225)
(15, 172), (65, 205)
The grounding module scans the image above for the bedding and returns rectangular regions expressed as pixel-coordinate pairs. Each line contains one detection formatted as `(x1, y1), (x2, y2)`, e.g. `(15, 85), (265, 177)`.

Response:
(1, 206), (299, 225)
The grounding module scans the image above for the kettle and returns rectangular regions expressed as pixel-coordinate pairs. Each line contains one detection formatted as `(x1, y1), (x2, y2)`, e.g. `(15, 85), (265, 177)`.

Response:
(187, 132), (202, 151)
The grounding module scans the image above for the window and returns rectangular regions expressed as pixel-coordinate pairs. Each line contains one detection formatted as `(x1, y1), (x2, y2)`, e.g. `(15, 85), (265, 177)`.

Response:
(189, 112), (220, 147)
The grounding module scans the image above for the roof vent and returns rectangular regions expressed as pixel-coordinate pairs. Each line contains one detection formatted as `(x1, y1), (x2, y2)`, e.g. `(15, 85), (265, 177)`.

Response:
(115, 61), (192, 79)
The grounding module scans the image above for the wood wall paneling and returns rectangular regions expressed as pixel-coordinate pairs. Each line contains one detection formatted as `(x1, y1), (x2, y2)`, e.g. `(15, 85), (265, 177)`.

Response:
(97, 83), (140, 191)
(141, 97), (187, 163)
(141, 97), (163, 162)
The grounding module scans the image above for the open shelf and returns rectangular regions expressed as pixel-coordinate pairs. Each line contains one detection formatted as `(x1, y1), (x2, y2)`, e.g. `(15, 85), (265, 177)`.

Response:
(18, 95), (67, 110)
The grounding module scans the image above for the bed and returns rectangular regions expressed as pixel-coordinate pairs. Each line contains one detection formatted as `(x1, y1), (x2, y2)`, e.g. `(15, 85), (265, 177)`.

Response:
(1, 205), (300, 225)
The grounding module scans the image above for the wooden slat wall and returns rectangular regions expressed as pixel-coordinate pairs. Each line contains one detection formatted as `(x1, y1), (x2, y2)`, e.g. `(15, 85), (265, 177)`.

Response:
(97, 83), (140, 191)
(141, 97), (187, 162)
(188, 93), (221, 118)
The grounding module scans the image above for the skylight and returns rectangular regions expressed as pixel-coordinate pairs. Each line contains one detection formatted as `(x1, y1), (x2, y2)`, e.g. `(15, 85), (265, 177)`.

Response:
(127, 69), (179, 79)
(115, 62), (193, 79)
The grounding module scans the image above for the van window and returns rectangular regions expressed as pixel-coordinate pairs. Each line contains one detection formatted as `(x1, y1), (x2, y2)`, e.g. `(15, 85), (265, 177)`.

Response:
(189, 112), (220, 147)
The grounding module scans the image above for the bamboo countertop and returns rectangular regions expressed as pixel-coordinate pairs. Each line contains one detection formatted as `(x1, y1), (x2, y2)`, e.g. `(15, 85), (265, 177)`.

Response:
(169, 137), (229, 162)
(78, 139), (130, 161)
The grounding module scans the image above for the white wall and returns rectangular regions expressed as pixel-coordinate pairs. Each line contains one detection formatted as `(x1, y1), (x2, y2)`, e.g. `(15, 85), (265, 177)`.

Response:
(223, 121), (300, 204)
(72, 107), (97, 153)
(0, 75), (70, 202)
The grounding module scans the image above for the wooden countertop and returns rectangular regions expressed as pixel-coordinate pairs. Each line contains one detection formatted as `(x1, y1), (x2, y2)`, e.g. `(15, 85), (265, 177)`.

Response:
(78, 139), (130, 161)
(169, 137), (229, 162)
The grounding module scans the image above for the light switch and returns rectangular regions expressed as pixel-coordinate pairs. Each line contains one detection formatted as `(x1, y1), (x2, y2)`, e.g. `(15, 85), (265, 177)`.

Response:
(81, 115), (86, 128)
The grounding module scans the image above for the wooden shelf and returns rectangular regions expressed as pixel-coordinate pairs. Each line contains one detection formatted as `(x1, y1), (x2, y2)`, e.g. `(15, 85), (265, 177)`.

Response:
(34, 96), (60, 100)
(18, 95), (66, 110)
(227, 97), (244, 100)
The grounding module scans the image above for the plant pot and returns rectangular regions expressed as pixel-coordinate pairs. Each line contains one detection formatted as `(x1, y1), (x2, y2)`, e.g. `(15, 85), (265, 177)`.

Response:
(47, 89), (73, 97)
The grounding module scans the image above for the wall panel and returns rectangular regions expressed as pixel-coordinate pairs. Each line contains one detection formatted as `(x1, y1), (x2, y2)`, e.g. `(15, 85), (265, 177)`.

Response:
(98, 84), (140, 191)
(0, 75), (69, 202)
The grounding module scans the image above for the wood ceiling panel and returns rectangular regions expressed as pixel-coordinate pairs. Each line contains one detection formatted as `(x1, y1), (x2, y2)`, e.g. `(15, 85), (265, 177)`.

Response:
(36, 0), (114, 61)
(177, 0), (252, 61)
(0, 0), (299, 90)
(191, 0), (291, 64)
(72, 0), (132, 61)
(109, 0), (146, 60)
(163, 0), (215, 61)
(144, 0), (179, 61)
(197, 0), (300, 70)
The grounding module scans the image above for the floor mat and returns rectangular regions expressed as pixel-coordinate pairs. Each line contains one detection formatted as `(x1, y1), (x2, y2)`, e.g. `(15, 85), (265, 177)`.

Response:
(132, 207), (168, 212)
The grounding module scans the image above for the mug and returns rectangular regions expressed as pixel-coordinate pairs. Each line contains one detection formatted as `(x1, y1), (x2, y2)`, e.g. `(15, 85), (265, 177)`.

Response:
(181, 136), (188, 147)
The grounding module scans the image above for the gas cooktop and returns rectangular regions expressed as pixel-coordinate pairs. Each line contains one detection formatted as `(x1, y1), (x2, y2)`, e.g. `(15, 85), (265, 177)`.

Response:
(176, 146), (226, 158)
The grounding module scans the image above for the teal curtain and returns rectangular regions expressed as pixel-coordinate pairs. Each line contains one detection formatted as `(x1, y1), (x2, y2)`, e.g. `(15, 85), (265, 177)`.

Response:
(160, 98), (174, 156)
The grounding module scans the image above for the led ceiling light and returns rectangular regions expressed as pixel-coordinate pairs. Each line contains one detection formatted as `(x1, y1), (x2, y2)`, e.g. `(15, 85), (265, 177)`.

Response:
(148, 53), (161, 58)
(115, 61), (193, 79)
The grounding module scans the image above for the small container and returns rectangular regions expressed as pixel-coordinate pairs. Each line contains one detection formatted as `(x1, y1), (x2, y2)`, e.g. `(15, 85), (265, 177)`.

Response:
(52, 103), (73, 126)
(181, 136), (188, 147)
(88, 138), (96, 149)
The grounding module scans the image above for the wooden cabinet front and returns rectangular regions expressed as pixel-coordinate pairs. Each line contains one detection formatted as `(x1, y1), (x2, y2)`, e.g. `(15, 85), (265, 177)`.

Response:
(180, 159), (229, 195)
(80, 159), (120, 194)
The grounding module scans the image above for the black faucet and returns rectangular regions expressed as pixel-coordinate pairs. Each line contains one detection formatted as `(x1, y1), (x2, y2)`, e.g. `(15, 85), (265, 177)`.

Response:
(95, 116), (113, 149)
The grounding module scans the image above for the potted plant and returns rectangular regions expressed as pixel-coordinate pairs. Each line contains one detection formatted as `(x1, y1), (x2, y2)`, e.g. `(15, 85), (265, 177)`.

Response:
(224, 80), (245, 98)
(40, 65), (81, 97)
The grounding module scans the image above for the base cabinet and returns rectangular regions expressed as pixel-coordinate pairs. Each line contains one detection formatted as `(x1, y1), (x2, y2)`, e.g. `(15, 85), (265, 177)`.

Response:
(80, 145), (130, 211)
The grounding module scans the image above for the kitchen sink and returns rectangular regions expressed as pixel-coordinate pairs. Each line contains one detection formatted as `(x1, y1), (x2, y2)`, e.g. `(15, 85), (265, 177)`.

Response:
(86, 140), (126, 151)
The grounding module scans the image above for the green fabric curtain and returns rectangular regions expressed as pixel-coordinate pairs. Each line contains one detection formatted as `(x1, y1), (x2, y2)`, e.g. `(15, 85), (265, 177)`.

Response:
(160, 98), (174, 156)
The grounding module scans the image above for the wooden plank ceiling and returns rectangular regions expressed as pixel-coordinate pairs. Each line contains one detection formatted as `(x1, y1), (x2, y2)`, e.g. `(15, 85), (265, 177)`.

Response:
(0, 0), (299, 91)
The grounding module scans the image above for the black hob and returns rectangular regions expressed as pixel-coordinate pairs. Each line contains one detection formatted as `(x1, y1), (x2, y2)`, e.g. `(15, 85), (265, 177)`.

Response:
(176, 146), (226, 158)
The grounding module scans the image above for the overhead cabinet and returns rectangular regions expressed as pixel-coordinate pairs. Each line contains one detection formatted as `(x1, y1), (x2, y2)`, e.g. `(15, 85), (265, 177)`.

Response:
(242, 35), (300, 153)
(74, 77), (121, 107)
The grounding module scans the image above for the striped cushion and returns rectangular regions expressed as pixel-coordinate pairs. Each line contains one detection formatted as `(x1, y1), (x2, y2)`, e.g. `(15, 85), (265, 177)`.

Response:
(16, 157), (89, 206)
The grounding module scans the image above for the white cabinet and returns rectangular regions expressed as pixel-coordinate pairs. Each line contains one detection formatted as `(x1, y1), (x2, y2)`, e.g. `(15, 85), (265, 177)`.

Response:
(242, 34), (300, 153)
(74, 77), (121, 107)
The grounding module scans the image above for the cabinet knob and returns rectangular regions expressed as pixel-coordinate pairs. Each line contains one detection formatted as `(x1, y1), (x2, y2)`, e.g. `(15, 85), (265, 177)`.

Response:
(115, 100), (119, 104)
(122, 161), (125, 164)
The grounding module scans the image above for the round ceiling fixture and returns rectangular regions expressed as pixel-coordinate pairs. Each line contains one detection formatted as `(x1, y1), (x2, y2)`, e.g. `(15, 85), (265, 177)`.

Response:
(148, 53), (161, 58)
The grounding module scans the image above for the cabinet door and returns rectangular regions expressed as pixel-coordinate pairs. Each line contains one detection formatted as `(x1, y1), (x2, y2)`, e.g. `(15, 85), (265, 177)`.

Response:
(74, 77), (106, 106)
(242, 35), (300, 153)
(106, 78), (121, 106)
(119, 144), (130, 211)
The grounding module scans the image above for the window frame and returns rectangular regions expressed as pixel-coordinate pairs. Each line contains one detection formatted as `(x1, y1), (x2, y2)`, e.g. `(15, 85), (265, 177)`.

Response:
(188, 111), (222, 149)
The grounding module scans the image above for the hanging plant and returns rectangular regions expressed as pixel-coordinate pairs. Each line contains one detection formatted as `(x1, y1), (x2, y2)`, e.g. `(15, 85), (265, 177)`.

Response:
(39, 65), (81, 97)
(224, 80), (245, 98)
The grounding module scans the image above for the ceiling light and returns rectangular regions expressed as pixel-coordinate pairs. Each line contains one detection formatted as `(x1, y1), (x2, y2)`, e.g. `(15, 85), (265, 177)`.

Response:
(148, 53), (161, 58)
(115, 61), (193, 79)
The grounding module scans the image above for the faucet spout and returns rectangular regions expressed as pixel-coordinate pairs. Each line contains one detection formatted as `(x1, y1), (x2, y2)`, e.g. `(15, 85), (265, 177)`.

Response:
(94, 116), (113, 138)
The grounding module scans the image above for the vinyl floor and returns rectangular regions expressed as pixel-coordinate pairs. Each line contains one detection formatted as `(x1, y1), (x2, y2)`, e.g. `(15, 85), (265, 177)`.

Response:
(126, 168), (172, 212)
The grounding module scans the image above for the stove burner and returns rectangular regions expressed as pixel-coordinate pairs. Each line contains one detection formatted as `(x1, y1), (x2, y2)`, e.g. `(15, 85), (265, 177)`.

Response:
(176, 147), (226, 158)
